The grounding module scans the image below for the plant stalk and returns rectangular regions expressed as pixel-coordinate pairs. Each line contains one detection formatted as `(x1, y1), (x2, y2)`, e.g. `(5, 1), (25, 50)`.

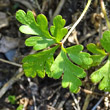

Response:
(62, 0), (92, 44)
(100, 0), (110, 30)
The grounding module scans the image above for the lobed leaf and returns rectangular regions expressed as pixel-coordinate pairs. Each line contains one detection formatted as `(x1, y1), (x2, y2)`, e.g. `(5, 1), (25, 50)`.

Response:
(16, 10), (35, 25)
(22, 46), (59, 78)
(90, 31), (110, 92)
(16, 10), (52, 38)
(87, 32), (110, 92)
(50, 15), (68, 42)
(25, 36), (55, 51)
(91, 56), (110, 91)
(100, 31), (110, 53)
(51, 49), (86, 93)
(91, 55), (105, 66)
(87, 43), (106, 55)
(66, 45), (93, 69)
(87, 43), (107, 66)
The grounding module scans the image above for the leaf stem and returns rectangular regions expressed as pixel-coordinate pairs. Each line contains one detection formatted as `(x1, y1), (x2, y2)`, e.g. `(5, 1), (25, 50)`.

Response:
(62, 0), (92, 44)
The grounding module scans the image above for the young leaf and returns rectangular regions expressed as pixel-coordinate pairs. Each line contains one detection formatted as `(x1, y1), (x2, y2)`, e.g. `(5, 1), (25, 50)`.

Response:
(16, 105), (24, 110)
(51, 49), (86, 93)
(22, 46), (59, 78)
(25, 37), (55, 51)
(101, 31), (110, 53)
(87, 43), (107, 66)
(90, 55), (105, 66)
(50, 15), (68, 42)
(16, 10), (52, 38)
(90, 31), (110, 91)
(91, 56), (110, 91)
(66, 45), (93, 69)
(8, 95), (16, 104)
(87, 43), (106, 55)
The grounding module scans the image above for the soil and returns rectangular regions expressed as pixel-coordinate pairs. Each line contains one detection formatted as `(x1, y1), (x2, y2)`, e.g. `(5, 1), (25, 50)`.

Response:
(0, 0), (110, 110)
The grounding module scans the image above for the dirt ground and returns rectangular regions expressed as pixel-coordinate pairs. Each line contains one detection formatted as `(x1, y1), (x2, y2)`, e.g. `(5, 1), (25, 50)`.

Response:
(0, 0), (110, 110)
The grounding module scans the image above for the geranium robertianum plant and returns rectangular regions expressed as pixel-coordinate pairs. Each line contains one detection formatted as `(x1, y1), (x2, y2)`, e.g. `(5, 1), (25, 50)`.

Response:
(16, 9), (110, 93)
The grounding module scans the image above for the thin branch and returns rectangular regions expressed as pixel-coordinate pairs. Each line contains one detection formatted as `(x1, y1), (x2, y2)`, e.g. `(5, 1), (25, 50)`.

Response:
(79, 26), (107, 43)
(91, 92), (109, 110)
(27, 78), (38, 110)
(100, 0), (110, 30)
(35, 0), (41, 11)
(82, 94), (91, 110)
(50, 0), (66, 25)
(0, 68), (24, 98)
(71, 93), (81, 110)
(0, 58), (22, 67)
(52, 0), (66, 19)
(62, 0), (92, 44)
(82, 84), (95, 110)
(81, 88), (104, 96)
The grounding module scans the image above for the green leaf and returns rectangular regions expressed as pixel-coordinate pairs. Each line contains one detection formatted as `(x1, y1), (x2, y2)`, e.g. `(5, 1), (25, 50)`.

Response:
(50, 15), (68, 42)
(88, 35), (110, 91)
(8, 95), (16, 104)
(25, 36), (55, 51)
(51, 49), (86, 93)
(91, 56), (110, 91)
(87, 43), (107, 66)
(16, 105), (24, 110)
(87, 43), (106, 55)
(16, 10), (35, 25)
(16, 10), (52, 38)
(91, 55), (105, 66)
(19, 25), (38, 35)
(66, 45), (93, 69)
(101, 31), (110, 53)
(22, 46), (59, 78)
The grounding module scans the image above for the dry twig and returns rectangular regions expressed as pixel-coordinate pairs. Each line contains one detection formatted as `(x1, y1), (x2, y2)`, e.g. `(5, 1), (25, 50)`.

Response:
(62, 0), (92, 44)
(50, 0), (66, 24)
(0, 58), (22, 67)
(0, 68), (24, 98)
(71, 93), (80, 110)
(92, 92), (109, 110)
